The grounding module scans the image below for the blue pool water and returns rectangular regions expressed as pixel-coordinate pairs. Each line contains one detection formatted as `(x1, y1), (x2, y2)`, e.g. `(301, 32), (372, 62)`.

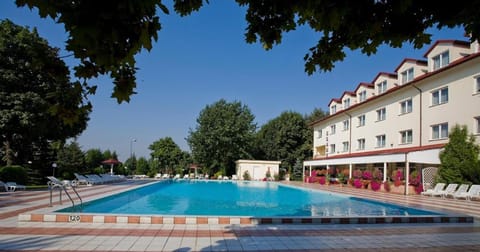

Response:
(58, 180), (441, 217)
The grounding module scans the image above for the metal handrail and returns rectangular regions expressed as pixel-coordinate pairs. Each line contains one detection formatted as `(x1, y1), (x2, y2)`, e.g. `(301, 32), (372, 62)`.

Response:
(47, 176), (83, 212)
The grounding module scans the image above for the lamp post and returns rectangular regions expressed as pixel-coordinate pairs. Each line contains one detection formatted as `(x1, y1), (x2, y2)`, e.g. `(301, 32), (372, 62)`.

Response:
(130, 139), (136, 160)
(52, 163), (57, 177)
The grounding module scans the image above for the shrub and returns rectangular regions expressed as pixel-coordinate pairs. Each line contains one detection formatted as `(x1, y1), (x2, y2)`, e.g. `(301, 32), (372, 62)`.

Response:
(353, 178), (363, 188)
(394, 169), (404, 186)
(370, 180), (382, 191)
(362, 170), (373, 180)
(242, 170), (251, 180)
(353, 169), (362, 179)
(319, 176), (326, 185)
(409, 170), (423, 194)
(0, 166), (28, 185)
(373, 170), (383, 181)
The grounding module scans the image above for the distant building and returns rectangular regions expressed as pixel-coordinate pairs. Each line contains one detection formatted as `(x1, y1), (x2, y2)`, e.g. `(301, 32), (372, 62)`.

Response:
(304, 39), (480, 194)
(235, 160), (281, 180)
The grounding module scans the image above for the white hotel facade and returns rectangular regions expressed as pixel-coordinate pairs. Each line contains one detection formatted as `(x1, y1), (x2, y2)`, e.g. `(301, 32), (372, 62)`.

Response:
(303, 39), (480, 194)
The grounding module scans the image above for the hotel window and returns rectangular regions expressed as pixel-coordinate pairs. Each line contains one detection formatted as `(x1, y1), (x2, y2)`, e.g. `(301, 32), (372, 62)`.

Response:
(331, 105), (337, 114)
(358, 115), (366, 127)
(317, 129), (322, 139)
(330, 144), (336, 154)
(432, 87), (449, 106)
(475, 117), (480, 134)
(376, 135), (386, 148)
(344, 98), (351, 109)
(343, 120), (349, 131)
(330, 124), (336, 135)
(359, 90), (367, 102)
(376, 108), (386, 121)
(433, 51), (449, 70)
(431, 123), (448, 140)
(400, 99), (413, 114)
(357, 138), (365, 150)
(401, 68), (414, 84)
(377, 80), (387, 94)
(400, 130), (413, 144)
(475, 77), (480, 94)
(342, 141), (349, 152)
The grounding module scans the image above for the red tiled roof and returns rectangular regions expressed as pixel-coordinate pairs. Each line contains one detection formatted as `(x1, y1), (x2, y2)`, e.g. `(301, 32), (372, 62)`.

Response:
(394, 58), (428, 73)
(371, 72), (397, 84)
(353, 82), (374, 93)
(423, 40), (470, 58)
(309, 52), (480, 127)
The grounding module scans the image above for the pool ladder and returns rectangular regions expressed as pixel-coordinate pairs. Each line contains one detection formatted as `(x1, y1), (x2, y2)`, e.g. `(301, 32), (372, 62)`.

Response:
(47, 176), (83, 212)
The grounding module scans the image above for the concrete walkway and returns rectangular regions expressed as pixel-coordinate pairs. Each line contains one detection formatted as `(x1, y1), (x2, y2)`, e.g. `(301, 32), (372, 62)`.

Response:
(0, 180), (479, 251)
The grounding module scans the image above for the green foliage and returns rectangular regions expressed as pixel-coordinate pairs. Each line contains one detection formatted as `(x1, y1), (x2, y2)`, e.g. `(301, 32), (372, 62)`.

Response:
(292, 159), (303, 181)
(242, 170), (251, 181)
(135, 157), (150, 175)
(84, 148), (104, 171)
(438, 125), (480, 184)
(56, 141), (86, 179)
(187, 99), (256, 176)
(17, 1), (480, 101)
(0, 165), (28, 185)
(0, 19), (90, 166)
(149, 137), (186, 175)
(255, 111), (311, 171)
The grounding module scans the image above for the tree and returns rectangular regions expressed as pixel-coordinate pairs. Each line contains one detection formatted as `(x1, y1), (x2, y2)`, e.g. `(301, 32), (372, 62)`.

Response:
(0, 19), (90, 167)
(56, 141), (85, 179)
(255, 111), (311, 171)
(84, 148), (104, 172)
(149, 137), (184, 175)
(15, 1), (480, 101)
(187, 99), (256, 176)
(438, 125), (480, 184)
(135, 157), (150, 176)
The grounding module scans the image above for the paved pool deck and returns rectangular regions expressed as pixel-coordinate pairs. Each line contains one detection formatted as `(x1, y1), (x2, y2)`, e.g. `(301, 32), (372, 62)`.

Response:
(1, 179), (480, 251)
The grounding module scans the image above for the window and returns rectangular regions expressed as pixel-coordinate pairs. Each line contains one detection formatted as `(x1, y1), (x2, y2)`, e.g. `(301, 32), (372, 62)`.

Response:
(432, 87), (449, 105)
(342, 142), (349, 152)
(343, 98), (350, 109)
(331, 105), (337, 114)
(431, 123), (448, 140)
(330, 124), (336, 135)
(475, 117), (480, 134)
(357, 138), (365, 150)
(376, 135), (386, 148)
(377, 80), (387, 94)
(358, 115), (366, 127)
(476, 77), (480, 94)
(400, 99), (413, 114)
(401, 68), (414, 84)
(359, 90), (367, 102)
(317, 129), (322, 139)
(343, 120), (349, 131)
(433, 51), (449, 70)
(400, 130), (413, 144)
(330, 144), (336, 154)
(376, 108), (386, 121)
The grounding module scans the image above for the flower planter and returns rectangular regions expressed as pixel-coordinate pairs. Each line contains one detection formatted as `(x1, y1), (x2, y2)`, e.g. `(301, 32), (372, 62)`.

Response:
(390, 185), (417, 195)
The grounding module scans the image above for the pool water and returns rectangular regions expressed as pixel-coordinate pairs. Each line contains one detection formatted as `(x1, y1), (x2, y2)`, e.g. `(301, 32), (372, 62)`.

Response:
(58, 180), (441, 217)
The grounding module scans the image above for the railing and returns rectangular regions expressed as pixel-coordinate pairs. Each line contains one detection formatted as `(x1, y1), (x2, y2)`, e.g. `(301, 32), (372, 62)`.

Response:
(47, 176), (83, 212)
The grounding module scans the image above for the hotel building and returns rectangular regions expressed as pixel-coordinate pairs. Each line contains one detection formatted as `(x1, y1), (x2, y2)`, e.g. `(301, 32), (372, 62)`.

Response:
(303, 39), (480, 194)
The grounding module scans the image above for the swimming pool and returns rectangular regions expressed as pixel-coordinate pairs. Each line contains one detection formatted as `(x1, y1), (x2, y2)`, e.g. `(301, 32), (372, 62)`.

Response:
(58, 180), (441, 217)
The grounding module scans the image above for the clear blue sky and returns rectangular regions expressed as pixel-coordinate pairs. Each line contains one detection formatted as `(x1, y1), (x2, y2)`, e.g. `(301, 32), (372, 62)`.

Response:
(1, 1), (467, 161)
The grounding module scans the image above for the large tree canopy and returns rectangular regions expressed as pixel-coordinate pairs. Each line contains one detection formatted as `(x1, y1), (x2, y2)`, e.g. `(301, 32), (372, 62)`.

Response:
(0, 19), (90, 166)
(15, 0), (480, 101)
(187, 99), (256, 176)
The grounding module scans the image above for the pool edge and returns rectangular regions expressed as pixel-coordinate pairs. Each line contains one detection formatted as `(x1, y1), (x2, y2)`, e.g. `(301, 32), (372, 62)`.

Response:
(18, 213), (474, 225)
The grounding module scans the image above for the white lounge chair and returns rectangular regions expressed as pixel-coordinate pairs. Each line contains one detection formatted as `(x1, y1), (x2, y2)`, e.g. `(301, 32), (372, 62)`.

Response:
(1, 180), (15, 192)
(6, 182), (26, 191)
(447, 184), (469, 198)
(454, 184), (480, 200)
(421, 183), (445, 196)
(432, 183), (458, 198)
(232, 175), (238, 180)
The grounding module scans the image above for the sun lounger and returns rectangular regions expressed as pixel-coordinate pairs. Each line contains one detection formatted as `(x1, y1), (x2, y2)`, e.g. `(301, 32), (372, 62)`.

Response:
(431, 183), (458, 198)
(6, 182), (26, 191)
(454, 184), (480, 200)
(421, 182), (445, 196)
(1, 180), (15, 192)
(447, 184), (469, 198)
